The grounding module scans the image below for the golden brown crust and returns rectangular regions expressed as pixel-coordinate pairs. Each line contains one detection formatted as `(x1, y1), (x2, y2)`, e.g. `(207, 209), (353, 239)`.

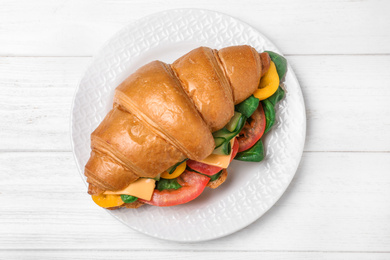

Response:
(123, 200), (144, 209)
(106, 200), (144, 210)
(172, 47), (234, 132)
(87, 183), (105, 195)
(207, 169), (228, 189)
(85, 149), (139, 191)
(89, 107), (185, 187)
(115, 61), (214, 161)
(106, 200), (145, 210)
(85, 45), (261, 197)
(218, 45), (261, 104)
(106, 206), (122, 210)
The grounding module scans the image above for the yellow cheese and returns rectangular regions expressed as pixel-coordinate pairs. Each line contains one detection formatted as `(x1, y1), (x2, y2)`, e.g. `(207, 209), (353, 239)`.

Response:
(198, 138), (235, 168)
(104, 178), (156, 201)
(198, 153), (232, 168)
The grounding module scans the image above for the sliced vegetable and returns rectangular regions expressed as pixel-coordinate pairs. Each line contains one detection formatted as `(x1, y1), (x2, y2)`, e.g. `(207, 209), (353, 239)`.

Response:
(156, 178), (182, 191)
(120, 194), (138, 203)
(91, 194), (124, 208)
(187, 160), (223, 176)
(225, 112), (243, 132)
(212, 128), (236, 145)
(212, 140), (231, 155)
(214, 137), (226, 148)
(187, 138), (238, 175)
(140, 170), (210, 207)
(166, 159), (188, 174)
(267, 86), (285, 106)
(235, 139), (265, 162)
(231, 138), (239, 160)
(253, 61), (279, 100)
(213, 113), (245, 148)
(237, 103), (266, 152)
(235, 95), (259, 118)
(161, 161), (187, 179)
(262, 99), (276, 134)
(265, 51), (287, 80)
(208, 170), (223, 182)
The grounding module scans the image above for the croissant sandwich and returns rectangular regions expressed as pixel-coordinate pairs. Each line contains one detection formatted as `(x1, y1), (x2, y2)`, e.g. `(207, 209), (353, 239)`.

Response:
(86, 45), (287, 209)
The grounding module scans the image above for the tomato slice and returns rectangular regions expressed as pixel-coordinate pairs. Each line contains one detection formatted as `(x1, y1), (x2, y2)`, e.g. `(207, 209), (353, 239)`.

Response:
(237, 103), (266, 152)
(187, 138), (239, 175)
(187, 160), (222, 176)
(230, 138), (239, 160)
(139, 170), (210, 207)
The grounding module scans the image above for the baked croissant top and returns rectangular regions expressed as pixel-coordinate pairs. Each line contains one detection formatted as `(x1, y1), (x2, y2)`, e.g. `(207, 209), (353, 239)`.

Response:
(85, 45), (262, 194)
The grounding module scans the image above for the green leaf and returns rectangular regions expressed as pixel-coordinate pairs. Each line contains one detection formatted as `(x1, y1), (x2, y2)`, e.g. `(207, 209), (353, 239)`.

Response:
(234, 139), (265, 162)
(265, 51), (287, 80)
(156, 178), (182, 191)
(212, 140), (231, 155)
(120, 194), (138, 203)
(262, 99), (276, 134)
(166, 158), (188, 174)
(235, 95), (260, 118)
(187, 168), (222, 182)
(209, 170), (223, 181)
(213, 114), (246, 148)
(226, 112), (243, 132)
(267, 86), (285, 107)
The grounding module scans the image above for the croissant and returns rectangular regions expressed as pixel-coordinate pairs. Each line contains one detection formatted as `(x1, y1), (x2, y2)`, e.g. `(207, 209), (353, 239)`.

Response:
(85, 45), (266, 208)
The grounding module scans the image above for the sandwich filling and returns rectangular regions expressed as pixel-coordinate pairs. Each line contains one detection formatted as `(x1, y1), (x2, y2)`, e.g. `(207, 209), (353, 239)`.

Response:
(91, 51), (287, 209)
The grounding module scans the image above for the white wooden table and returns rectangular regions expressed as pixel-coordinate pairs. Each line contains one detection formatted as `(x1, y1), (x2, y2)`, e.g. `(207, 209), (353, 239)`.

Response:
(1, 1), (390, 259)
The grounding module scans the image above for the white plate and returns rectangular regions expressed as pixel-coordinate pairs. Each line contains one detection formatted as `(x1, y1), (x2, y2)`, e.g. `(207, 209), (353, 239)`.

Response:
(70, 9), (306, 242)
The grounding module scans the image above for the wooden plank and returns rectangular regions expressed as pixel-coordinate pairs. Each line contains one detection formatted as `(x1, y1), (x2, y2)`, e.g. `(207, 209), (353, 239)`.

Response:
(287, 55), (390, 151)
(0, 0), (389, 56)
(1, 251), (390, 260)
(0, 152), (389, 251)
(1, 55), (389, 152)
(0, 57), (89, 151)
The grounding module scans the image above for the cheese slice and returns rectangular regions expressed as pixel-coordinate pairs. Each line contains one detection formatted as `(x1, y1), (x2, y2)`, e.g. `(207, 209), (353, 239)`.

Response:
(198, 138), (235, 168)
(104, 178), (156, 201)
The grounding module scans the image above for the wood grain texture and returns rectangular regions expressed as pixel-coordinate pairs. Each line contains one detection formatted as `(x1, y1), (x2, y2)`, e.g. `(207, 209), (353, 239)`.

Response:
(1, 55), (389, 152)
(1, 152), (389, 251)
(1, 251), (390, 260)
(1, 0), (390, 257)
(0, 57), (88, 151)
(0, 0), (389, 56)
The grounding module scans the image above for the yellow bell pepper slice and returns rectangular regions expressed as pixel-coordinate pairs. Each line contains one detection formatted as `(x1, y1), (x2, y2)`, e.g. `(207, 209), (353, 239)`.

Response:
(91, 194), (124, 208)
(161, 161), (187, 179)
(253, 61), (279, 100)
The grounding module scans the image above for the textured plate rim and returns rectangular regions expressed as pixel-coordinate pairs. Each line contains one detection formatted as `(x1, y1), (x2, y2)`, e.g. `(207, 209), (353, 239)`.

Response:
(70, 8), (306, 242)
